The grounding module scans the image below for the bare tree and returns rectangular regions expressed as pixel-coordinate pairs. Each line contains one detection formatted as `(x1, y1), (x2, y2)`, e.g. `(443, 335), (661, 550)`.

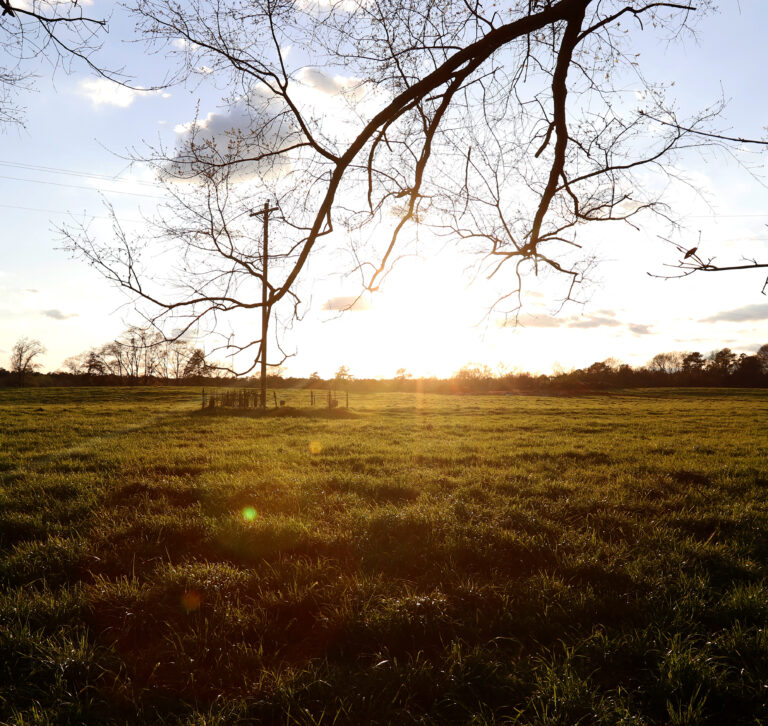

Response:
(61, 352), (87, 375)
(66, 0), (738, 371)
(657, 234), (768, 294)
(647, 351), (684, 375)
(644, 122), (768, 290)
(61, 332), (206, 382)
(10, 337), (45, 385)
(0, 0), (118, 128)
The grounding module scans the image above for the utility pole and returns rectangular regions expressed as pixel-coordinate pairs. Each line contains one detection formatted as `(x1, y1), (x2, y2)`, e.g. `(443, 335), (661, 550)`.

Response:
(250, 201), (278, 408)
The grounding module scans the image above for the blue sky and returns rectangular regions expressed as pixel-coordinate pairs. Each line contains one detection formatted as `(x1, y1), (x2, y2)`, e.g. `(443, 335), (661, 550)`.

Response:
(1, 1), (766, 378)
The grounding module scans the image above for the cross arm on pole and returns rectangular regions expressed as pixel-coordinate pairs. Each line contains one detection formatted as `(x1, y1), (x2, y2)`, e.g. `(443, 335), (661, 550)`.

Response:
(249, 205), (279, 217)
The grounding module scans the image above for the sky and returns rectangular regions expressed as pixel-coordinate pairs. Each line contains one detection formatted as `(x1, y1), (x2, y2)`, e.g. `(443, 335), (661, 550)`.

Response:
(1, 1), (767, 379)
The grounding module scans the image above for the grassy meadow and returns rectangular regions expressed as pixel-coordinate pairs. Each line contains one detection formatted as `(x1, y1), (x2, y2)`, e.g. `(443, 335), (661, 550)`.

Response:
(1, 386), (767, 724)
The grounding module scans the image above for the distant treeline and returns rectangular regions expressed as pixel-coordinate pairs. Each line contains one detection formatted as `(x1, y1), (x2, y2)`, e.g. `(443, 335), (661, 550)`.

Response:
(3, 328), (767, 391)
(341, 346), (768, 392)
(442, 346), (768, 392)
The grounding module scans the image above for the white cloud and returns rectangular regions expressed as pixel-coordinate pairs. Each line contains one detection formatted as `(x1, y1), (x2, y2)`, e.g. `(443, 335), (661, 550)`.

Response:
(78, 79), (171, 108)
(296, 0), (363, 11)
(296, 67), (368, 102)
(167, 68), (377, 182)
(173, 120), (195, 135)
(168, 86), (301, 180)
(172, 97), (266, 140)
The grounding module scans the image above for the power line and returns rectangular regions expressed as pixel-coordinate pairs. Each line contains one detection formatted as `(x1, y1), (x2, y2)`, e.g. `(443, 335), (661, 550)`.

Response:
(0, 174), (165, 200)
(0, 203), (145, 222)
(0, 159), (161, 189)
(1, 159), (764, 219)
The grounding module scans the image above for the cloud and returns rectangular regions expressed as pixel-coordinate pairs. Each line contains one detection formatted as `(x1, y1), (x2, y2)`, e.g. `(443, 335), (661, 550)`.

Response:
(516, 315), (566, 329)
(322, 295), (371, 311)
(168, 86), (301, 180)
(296, 0), (365, 12)
(78, 79), (171, 108)
(169, 67), (374, 182)
(568, 315), (622, 329)
(173, 99), (258, 137)
(172, 38), (199, 50)
(517, 311), (621, 329)
(700, 304), (768, 323)
(296, 67), (367, 101)
(628, 323), (654, 335)
(41, 309), (78, 320)
(514, 310), (656, 336)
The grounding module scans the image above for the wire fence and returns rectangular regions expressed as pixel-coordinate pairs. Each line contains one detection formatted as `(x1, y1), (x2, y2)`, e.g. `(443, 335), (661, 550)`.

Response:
(201, 387), (349, 410)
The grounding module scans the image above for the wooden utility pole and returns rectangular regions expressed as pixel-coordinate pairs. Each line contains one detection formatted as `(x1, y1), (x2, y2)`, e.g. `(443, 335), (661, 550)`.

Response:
(250, 201), (278, 408)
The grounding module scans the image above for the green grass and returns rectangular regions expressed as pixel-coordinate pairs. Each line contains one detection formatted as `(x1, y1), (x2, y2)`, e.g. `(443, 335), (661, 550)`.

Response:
(1, 387), (767, 724)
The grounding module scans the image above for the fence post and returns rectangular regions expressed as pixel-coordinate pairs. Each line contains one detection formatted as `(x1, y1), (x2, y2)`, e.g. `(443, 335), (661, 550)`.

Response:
(346, 391), (349, 409)
(273, 390), (278, 407)
(202, 387), (205, 410)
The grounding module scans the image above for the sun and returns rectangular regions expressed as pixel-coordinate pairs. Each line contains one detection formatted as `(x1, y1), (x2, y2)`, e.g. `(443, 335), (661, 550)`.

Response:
(299, 239), (593, 379)
(354, 254), (488, 378)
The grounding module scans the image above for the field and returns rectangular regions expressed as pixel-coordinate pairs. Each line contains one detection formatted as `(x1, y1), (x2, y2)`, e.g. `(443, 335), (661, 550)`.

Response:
(1, 387), (767, 725)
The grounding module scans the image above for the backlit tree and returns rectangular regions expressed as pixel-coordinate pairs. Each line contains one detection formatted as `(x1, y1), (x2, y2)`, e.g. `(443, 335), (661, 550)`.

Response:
(67, 0), (758, 373)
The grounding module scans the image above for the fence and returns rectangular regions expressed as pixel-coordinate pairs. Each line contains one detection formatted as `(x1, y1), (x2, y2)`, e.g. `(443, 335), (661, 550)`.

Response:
(201, 387), (349, 410)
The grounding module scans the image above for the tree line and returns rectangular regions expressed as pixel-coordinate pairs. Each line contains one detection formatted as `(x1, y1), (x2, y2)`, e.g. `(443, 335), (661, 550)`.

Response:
(3, 332), (768, 391)
(446, 345), (768, 393)
(2, 329), (217, 387)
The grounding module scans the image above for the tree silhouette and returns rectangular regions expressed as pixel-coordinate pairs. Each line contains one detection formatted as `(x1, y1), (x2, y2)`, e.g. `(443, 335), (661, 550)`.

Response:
(648, 352), (684, 376)
(67, 0), (735, 367)
(394, 368), (412, 381)
(334, 365), (352, 382)
(756, 344), (768, 374)
(733, 355), (764, 387)
(0, 1), (113, 128)
(681, 351), (706, 374)
(10, 337), (45, 386)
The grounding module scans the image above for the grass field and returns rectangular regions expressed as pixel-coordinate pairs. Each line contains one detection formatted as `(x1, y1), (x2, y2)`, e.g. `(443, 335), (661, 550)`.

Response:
(1, 387), (767, 724)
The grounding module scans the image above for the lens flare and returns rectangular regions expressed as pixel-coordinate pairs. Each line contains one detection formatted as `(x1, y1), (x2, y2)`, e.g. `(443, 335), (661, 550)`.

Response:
(309, 440), (322, 454)
(242, 506), (257, 522)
